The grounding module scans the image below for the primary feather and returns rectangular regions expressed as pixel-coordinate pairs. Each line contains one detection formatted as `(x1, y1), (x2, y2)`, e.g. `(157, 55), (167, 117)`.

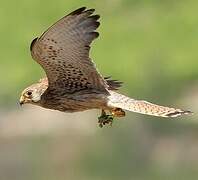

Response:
(31, 7), (109, 95)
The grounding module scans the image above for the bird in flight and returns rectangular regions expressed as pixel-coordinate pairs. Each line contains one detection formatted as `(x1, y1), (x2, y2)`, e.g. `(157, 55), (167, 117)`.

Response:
(20, 7), (192, 127)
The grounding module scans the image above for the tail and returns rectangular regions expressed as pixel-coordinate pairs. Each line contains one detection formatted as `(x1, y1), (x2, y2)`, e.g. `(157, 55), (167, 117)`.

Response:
(107, 91), (192, 117)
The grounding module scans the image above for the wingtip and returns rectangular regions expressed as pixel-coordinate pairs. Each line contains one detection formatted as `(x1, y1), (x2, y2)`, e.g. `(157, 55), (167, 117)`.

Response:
(69, 7), (97, 16)
(89, 14), (100, 21)
(166, 110), (193, 117)
(69, 7), (87, 16)
(89, 32), (99, 39)
(183, 110), (193, 115)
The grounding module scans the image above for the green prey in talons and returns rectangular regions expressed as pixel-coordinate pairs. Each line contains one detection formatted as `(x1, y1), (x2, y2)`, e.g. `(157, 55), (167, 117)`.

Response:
(98, 110), (114, 128)
(98, 108), (126, 128)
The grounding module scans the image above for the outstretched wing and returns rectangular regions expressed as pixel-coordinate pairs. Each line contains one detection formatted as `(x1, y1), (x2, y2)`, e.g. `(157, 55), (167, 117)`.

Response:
(108, 91), (192, 117)
(30, 7), (109, 94)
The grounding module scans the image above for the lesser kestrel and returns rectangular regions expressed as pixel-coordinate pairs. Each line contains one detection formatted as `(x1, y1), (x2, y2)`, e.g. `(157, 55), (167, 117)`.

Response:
(20, 7), (192, 127)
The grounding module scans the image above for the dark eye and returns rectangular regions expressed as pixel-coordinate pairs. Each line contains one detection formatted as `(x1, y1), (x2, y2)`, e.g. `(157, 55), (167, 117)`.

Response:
(27, 91), (32, 96)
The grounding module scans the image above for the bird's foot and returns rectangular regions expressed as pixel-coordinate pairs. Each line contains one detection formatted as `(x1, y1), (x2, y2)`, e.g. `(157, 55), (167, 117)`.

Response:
(111, 108), (126, 117)
(98, 110), (114, 128)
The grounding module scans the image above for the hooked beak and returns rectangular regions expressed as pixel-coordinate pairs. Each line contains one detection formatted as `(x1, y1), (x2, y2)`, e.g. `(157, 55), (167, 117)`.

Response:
(19, 96), (25, 106)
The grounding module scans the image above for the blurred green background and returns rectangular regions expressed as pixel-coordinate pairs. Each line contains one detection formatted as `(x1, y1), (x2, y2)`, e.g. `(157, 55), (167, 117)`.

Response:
(0, 0), (197, 180)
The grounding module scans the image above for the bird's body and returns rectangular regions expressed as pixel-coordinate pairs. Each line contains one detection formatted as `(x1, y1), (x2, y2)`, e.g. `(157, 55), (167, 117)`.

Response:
(28, 77), (118, 112)
(20, 7), (192, 127)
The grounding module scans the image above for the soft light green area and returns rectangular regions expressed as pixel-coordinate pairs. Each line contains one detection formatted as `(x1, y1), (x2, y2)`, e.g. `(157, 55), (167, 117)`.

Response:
(0, 0), (197, 180)
(0, 0), (197, 105)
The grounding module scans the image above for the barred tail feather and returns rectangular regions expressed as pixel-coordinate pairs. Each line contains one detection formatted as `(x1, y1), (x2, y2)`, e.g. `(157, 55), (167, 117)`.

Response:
(108, 91), (192, 117)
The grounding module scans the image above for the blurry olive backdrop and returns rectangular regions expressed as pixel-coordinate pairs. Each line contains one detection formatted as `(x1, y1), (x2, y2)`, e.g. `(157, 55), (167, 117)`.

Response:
(0, 0), (197, 180)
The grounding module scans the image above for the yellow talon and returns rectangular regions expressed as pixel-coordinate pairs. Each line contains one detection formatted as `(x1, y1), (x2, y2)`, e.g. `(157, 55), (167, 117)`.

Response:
(111, 108), (126, 117)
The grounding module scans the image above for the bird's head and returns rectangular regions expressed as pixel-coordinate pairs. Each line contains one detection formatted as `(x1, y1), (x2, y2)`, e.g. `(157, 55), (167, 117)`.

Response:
(19, 80), (48, 106)
(20, 86), (42, 105)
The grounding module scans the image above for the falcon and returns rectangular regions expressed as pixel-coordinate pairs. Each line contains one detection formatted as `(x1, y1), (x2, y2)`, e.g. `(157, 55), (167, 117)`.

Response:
(19, 7), (192, 127)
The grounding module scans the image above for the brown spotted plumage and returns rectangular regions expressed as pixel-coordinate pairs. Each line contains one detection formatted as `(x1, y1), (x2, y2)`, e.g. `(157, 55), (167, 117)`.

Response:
(20, 7), (192, 126)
